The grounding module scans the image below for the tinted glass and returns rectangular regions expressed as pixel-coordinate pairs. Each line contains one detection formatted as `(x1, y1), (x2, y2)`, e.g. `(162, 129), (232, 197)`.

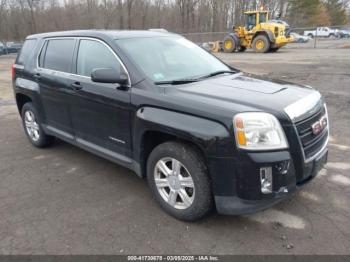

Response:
(247, 14), (256, 29)
(17, 39), (37, 65)
(259, 13), (267, 23)
(117, 37), (229, 82)
(43, 39), (75, 73)
(77, 40), (121, 77)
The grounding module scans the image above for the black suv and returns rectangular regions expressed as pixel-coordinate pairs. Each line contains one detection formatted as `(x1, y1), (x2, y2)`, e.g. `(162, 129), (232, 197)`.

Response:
(13, 30), (329, 221)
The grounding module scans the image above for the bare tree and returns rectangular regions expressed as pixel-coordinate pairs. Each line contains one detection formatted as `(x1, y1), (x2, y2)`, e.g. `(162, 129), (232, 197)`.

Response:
(27, 0), (38, 33)
(126, 0), (134, 29)
(102, 0), (119, 29)
(0, 0), (348, 41)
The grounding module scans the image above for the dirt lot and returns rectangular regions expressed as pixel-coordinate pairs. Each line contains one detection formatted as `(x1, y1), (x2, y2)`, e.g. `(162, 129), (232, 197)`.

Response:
(0, 41), (349, 255)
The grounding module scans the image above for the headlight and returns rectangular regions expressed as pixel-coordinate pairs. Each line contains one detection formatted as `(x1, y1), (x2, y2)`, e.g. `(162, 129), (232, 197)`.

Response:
(233, 112), (288, 150)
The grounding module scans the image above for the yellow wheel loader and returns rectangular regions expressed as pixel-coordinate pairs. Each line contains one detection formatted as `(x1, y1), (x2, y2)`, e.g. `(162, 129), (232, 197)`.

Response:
(223, 8), (293, 53)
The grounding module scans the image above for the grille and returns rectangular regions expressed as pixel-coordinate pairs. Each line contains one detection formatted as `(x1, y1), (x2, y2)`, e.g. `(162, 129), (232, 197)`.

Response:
(295, 105), (328, 160)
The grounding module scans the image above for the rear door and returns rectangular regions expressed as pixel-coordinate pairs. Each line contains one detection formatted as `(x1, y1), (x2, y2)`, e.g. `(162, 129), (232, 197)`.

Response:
(68, 38), (132, 157)
(36, 38), (76, 137)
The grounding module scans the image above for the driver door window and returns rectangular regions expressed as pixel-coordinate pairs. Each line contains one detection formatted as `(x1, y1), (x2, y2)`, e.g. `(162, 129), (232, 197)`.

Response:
(76, 39), (121, 77)
(247, 15), (256, 30)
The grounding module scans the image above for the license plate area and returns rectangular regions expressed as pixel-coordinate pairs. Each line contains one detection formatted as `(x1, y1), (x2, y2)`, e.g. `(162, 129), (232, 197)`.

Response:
(312, 150), (328, 177)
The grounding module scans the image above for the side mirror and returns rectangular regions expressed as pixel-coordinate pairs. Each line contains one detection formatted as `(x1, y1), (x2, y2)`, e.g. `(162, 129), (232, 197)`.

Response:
(91, 68), (128, 85)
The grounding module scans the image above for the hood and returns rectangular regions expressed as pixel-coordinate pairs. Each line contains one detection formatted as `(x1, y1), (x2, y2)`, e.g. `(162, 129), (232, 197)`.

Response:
(165, 73), (317, 120)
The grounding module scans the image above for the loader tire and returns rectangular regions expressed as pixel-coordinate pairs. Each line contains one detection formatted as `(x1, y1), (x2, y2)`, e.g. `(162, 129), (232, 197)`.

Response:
(253, 35), (270, 53)
(223, 36), (236, 53)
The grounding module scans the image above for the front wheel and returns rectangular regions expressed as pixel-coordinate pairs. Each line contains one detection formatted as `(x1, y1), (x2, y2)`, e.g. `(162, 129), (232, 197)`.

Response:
(223, 36), (237, 53)
(147, 141), (213, 221)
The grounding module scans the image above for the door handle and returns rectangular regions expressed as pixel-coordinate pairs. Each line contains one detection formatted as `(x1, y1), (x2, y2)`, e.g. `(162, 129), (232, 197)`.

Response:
(33, 73), (41, 80)
(70, 82), (83, 91)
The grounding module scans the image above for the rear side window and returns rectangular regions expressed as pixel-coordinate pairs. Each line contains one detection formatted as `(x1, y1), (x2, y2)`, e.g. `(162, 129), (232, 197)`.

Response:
(42, 39), (75, 73)
(76, 39), (121, 77)
(17, 39), (37, 65)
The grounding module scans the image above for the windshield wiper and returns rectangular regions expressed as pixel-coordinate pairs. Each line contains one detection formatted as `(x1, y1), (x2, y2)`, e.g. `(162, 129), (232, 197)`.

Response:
(154, 70), (238, 85)
(198, 70), (238, 79)
(154, 79), (199, 85)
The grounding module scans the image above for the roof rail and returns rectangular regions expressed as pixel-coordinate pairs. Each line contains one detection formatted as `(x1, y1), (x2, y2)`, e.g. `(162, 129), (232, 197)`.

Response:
(148, 28), (168, 33)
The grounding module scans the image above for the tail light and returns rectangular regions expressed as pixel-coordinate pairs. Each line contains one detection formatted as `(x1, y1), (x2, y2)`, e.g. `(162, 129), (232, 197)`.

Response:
(11, 64), (15, 81)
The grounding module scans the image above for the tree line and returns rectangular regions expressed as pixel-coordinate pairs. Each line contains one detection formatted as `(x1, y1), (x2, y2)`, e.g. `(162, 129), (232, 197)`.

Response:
(0, 0), (349, 41)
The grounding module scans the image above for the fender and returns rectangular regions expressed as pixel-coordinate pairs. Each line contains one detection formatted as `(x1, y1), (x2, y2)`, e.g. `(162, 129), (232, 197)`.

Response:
(134, 106), (232, 160)
(14, 77), (45, 122)
(255, 30), (275, 43)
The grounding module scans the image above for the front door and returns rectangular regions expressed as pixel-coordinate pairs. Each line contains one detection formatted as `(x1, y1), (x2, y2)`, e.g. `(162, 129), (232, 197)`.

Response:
(69, 38), (132, 157)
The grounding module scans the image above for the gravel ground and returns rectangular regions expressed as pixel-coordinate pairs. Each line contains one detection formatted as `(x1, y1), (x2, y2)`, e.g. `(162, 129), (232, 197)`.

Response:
(0, 40), (349, 255)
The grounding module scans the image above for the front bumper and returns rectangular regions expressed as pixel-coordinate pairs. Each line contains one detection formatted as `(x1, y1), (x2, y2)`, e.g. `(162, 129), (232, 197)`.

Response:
(211, 147), (328, 215)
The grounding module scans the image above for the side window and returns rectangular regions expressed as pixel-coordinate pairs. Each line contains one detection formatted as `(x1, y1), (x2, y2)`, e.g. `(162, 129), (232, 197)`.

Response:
(76, 39), (121, 77)
(247, 14), (256, 30)
(259, 13), (266, 23)
(42, 39), (75, 73)
(17, 39), (37, 65)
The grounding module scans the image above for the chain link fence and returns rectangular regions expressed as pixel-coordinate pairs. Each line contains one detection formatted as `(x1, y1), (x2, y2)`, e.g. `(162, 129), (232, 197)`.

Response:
(182, 25), (350, 50)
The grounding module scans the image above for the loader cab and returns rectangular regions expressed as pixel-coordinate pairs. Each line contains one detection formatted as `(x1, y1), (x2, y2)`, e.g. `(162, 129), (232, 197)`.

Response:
(245, 11), (269, 30)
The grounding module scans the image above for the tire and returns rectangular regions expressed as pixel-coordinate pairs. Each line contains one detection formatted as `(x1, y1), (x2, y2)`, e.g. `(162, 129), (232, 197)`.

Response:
(308, 34), (313, 38)
(252, 35), (270, 53)
(147, 141), (213, 221)
(21, 102), (55, 148)
(223, 36), (237, 53)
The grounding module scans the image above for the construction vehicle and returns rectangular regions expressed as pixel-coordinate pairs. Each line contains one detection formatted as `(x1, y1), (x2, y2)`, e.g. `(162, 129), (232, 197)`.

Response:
(222, 8), (293, 53)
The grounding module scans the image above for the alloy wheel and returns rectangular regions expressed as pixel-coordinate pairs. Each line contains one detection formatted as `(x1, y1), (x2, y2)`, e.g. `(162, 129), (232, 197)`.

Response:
(154, 157), (195, 210)
(24, 110), (40, 142)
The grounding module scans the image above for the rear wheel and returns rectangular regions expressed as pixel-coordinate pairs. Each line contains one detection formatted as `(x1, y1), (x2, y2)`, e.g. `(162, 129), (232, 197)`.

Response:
(223, 36), (237, 53)
(252, 35), (270, 53)
(147, 141), (213, 221)
(21, 102), (55, 148)
(308, 34), (313, 38)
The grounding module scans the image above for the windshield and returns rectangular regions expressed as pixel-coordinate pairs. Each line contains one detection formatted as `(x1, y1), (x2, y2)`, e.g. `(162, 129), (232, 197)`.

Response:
(116, 36), (230, 82)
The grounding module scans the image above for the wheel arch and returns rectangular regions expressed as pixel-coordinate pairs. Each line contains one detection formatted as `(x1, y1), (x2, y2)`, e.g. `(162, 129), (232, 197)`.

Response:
(139, 130), (207, 178)
(253, 30), (275, 43)
(134, 107), (231, 178)
(15, 93), (32, 114)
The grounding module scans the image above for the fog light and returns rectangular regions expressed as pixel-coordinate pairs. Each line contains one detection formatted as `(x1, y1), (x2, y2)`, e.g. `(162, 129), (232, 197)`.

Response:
(260, 167), (273, 194)
(275, 160), (290, 174)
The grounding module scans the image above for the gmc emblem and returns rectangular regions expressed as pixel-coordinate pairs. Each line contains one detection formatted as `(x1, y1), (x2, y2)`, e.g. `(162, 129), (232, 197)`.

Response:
(311, 115), (328, 135)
